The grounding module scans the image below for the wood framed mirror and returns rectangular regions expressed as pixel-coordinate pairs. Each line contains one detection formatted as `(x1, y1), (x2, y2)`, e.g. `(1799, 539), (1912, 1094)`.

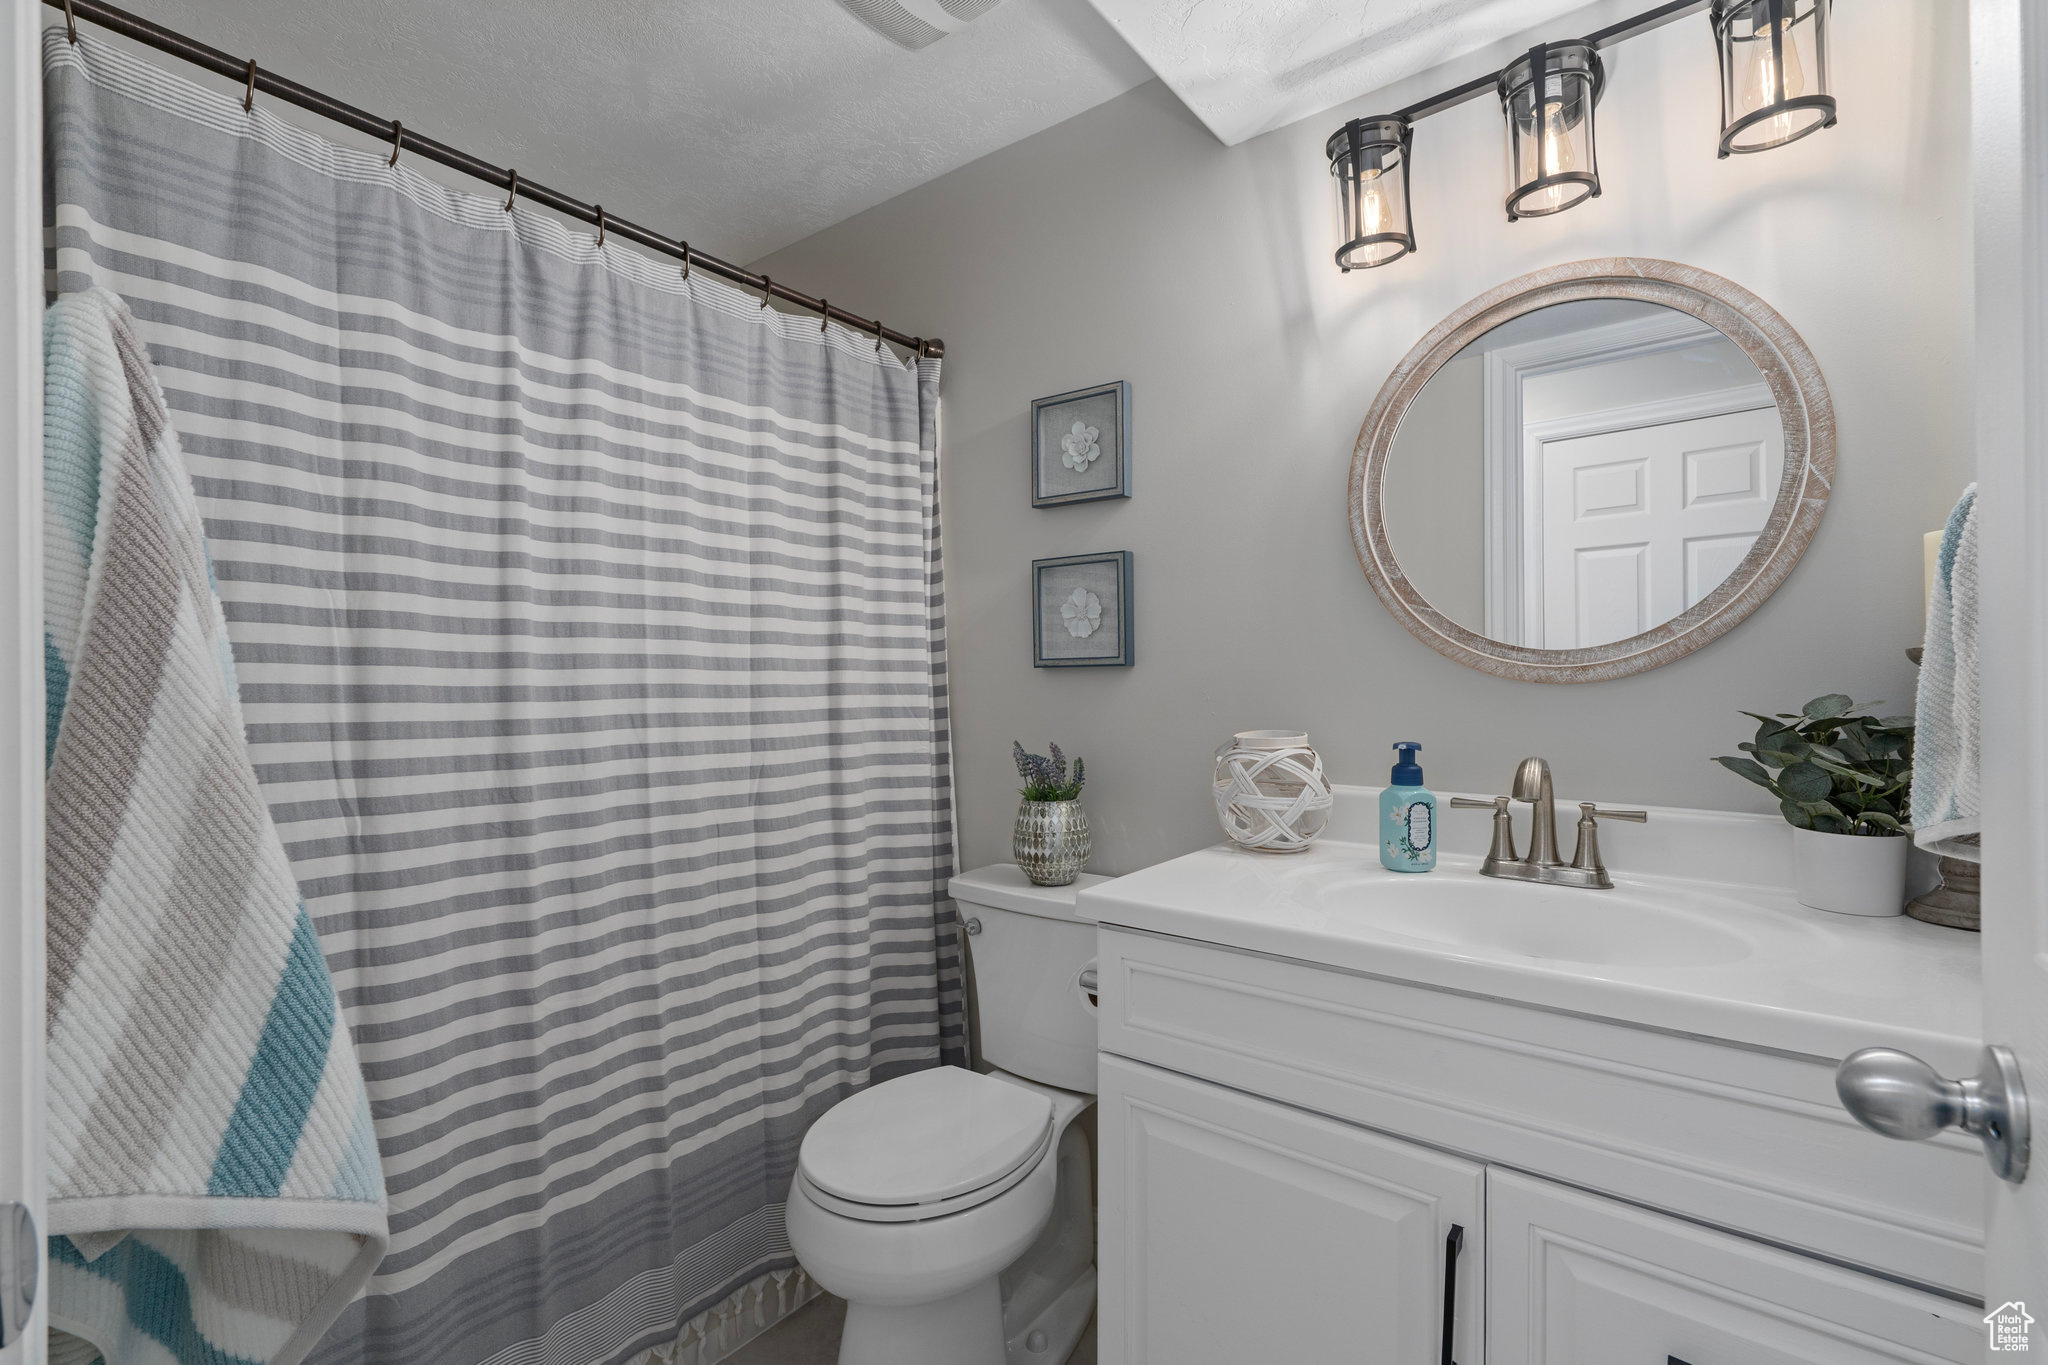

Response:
(1350, 258), (1834, 683)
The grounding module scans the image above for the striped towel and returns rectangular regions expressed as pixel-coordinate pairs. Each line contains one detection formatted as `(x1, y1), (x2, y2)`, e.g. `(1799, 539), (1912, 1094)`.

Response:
(1912, 484), (1981, 862)
(43, 287), (387, 1365)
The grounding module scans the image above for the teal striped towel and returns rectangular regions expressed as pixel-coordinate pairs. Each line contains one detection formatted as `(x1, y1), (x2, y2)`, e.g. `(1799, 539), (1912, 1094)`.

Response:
(43, 288), (387, 1365)
(1912, 484), (1981, 861)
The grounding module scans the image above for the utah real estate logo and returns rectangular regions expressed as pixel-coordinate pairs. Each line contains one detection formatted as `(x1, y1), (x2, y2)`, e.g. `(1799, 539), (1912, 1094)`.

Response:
(1988, 1301), (2035, 1351)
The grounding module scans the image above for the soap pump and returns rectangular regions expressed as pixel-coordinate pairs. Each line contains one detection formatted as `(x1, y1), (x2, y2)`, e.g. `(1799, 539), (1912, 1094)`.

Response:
(1380, 742), (1437, 873)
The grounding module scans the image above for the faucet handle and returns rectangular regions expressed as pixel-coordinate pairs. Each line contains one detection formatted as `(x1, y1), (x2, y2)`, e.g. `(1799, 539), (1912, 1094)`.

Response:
(1451, 795), (1519, 869)
(1569, 803), (1648, 881)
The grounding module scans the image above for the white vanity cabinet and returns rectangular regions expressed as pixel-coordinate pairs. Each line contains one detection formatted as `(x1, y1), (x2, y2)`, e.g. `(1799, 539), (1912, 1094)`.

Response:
(1487, 1172), (1977, 1365)
(1098, 1054), (1482, 1364)
(1089, 922), (1986, 1365)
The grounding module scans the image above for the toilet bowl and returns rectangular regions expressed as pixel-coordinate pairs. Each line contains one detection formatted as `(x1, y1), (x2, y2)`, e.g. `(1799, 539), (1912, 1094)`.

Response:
(787, 866), (1107, 1365)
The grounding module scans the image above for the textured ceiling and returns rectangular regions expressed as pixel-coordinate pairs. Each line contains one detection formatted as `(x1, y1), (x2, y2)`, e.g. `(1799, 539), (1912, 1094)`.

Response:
(1080, 0), (1600, 145)
(107, 0), (1153, 262)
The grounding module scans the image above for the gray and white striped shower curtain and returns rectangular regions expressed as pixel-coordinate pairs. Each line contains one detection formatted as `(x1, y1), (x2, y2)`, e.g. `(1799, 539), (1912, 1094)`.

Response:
(45, 31), (962, 1365)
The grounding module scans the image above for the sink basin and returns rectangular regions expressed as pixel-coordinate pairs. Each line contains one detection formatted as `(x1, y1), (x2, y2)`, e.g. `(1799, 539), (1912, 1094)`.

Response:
(1299, 867), (1757, 968)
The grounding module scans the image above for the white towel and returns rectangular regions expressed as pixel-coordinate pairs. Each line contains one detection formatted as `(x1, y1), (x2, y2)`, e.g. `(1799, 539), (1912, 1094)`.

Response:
(1911, 485), (1980, 861)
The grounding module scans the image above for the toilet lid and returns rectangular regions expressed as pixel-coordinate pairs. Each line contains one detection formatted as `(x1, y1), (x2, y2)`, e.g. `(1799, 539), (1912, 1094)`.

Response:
(799, 1068), (1054, 1207)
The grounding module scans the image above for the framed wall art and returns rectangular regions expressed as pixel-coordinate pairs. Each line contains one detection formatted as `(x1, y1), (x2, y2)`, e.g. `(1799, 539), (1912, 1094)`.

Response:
(1031, 381), (1131, 507)
(1033, 551), (1134, 668)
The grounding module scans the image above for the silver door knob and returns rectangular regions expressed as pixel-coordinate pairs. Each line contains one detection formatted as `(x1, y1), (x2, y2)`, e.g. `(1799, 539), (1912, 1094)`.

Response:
(0, 1201), (36, 1347)
(1836, 1044), (2030, 1183)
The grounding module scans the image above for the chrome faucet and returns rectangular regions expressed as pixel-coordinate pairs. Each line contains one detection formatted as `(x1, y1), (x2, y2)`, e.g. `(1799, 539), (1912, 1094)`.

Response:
(1450, 757), (1647, 889)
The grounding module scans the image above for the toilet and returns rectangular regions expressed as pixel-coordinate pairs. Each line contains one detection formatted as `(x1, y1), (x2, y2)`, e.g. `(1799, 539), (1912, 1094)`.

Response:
(787, 865), (1106, 1365)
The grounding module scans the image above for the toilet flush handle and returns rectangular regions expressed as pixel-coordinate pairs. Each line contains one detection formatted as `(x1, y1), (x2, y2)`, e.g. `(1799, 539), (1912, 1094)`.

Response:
(963, 916), (982, 936)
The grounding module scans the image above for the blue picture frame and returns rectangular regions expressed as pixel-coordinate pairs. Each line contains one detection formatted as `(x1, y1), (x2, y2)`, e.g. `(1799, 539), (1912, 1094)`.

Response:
(1031, 381), (1131, 507)
(1033, 551), (1134, 668)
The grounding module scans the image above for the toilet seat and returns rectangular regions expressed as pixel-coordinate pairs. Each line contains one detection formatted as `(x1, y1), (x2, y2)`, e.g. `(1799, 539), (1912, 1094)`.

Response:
(796, 1068), (1055, 1224)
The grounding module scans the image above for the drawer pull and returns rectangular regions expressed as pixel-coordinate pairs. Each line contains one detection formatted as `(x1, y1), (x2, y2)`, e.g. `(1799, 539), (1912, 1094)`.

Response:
(1440, 1223), (1463, 1365)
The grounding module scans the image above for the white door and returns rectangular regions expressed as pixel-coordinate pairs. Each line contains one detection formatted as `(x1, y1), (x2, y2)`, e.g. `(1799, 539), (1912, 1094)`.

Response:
(1972, 0), (2048, 1323)
(1097, 1054), (1481, 1365)
(0, 0), (45, 1360)
(1534, 406), (1783, 649)
(1486, 1171), (1980, 1364)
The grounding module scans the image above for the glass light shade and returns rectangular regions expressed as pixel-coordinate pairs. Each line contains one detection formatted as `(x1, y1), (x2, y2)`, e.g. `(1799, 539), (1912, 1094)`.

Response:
(1327, 116), (1415, 271)
(1712, 0), (1835, 155)
(1497, 40), (1604, 221)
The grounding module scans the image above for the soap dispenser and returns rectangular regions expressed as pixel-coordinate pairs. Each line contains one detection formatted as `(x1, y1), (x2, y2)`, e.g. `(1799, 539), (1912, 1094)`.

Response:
(1380, 742), (1437, 873)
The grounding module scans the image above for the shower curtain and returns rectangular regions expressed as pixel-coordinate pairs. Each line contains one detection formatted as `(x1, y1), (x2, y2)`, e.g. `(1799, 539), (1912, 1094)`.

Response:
(45, 31), (961, 1365)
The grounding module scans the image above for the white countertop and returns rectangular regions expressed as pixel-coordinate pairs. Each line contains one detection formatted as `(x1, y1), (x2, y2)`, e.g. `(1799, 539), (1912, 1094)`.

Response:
(1077, 792), (1982, 1071)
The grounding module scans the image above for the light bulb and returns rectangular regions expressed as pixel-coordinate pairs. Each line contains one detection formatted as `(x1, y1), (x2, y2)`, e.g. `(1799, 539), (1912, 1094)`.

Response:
(1357, 167), (1389, 237)
(1738, 16), (1806, 144)
(1524, 98), (1576, 213)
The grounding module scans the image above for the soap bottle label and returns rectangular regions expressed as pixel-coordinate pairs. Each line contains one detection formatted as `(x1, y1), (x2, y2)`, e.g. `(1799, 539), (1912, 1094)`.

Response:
(1405, 802), (1433, 855)
(1384, 798), (1436, 870)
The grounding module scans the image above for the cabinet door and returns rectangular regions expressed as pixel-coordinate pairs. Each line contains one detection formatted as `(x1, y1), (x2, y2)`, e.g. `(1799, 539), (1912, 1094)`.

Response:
(1098, 1054), (1481, 1365)
(1487, 1170), (1980, 1365)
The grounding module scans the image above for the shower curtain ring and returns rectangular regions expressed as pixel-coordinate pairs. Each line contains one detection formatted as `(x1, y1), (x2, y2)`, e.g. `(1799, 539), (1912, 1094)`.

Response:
(503, 169), (518, 212)
(387, 120), (403, 167)
(595, 206), (605, 248)
(679, 241), (690, 281)
(243, 59), (257, 112)
(874, 316), (885, 353)
(820, 302), (830, 333)
(912, 337), (925, 359)
(62, 0), (75, 42)
(758, 276), (773, 309)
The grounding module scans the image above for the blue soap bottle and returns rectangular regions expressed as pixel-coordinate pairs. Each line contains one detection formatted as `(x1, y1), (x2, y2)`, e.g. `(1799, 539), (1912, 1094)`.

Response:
(1380, 742), (1437, 873)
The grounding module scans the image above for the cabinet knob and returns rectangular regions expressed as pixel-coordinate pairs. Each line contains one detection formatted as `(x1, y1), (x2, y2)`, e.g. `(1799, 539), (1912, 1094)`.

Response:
(1835, 1044), (2030, 1183)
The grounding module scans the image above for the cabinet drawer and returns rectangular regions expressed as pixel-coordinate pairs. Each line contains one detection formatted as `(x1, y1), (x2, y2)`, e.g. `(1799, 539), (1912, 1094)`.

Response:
(1095, 927), (1982, 1296)
(1487, 1170), (1980, 1364)
(1098, 1054), (1481, 1365)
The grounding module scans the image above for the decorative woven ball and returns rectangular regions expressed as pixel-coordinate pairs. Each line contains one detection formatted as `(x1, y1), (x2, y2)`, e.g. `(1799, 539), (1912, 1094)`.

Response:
(1212, 730), (1334, 853)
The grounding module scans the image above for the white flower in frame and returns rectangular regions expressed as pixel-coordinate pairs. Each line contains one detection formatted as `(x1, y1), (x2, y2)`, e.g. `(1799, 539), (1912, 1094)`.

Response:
(1061, 588), (1102, 638)
(1060, 420), (1101, 471)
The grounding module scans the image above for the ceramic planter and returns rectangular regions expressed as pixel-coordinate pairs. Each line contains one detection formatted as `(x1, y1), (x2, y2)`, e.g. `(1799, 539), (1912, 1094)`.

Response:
(1015, 798), (1091, 886)
(1792, 827), (1909, 917)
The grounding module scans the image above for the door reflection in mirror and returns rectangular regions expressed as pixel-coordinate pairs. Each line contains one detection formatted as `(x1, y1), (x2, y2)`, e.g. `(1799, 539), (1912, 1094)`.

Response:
(1384, 299), (1780, 649)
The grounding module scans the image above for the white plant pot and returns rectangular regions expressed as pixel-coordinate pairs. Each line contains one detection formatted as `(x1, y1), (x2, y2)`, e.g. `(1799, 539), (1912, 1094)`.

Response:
(1792, 827), (1910, 917)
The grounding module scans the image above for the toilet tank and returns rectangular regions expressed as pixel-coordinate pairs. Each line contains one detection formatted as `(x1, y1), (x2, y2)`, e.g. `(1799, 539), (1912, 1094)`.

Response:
(950, 865), (1107, 1094)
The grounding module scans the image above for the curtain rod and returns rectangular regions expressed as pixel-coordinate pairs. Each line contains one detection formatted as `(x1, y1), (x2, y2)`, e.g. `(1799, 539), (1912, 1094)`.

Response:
(46, 0), (945, 360)
(1394, 0), (1712, 123)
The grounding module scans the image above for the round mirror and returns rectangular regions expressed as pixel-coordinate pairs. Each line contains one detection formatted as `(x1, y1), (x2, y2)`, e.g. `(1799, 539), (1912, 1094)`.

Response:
(1351, 259), (1832, 683)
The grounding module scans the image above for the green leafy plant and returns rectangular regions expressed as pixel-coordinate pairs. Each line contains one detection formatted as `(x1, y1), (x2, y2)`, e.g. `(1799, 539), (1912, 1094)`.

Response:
(1014, 740), (1085, 802)
(1713, 694), (1914, 836)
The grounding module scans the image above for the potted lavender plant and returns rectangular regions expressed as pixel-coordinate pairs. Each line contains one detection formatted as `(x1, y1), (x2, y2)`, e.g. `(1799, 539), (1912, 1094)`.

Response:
(1013, 741), (1090, 886)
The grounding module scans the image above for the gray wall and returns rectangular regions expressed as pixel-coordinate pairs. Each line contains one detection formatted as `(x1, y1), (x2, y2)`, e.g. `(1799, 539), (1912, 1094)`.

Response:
(1382, 352), (1484, 628)
(757, 0), (1972, 876)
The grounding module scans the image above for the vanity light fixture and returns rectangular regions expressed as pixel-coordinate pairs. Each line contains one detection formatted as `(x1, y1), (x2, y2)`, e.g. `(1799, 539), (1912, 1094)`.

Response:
(1710, 0), (1836, 156)
(1326, 115), (1416, 270)
(1323, 0), (1848, 272)
(1498, 40), (1605, 221)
